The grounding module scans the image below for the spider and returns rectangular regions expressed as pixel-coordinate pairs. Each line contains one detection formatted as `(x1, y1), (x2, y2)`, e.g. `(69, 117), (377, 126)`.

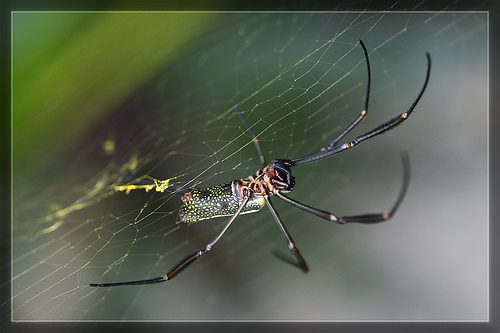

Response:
(89, 40), (431, 287)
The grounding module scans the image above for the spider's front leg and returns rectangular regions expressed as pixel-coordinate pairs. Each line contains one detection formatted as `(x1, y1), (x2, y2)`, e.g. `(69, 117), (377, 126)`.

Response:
(276, 153), (410, 225)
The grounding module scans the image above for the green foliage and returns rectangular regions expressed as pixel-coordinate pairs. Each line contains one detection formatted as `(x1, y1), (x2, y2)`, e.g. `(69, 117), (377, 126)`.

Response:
(13, 12), (214, 170)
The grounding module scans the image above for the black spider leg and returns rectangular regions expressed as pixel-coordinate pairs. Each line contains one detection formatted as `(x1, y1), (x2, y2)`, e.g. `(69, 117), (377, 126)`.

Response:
(290, 52), (431, 167)
(89, 196), (250, 287)
(311, 39), (371, 155)
(232, 101), (266, 167)
(275, 152), (410, 225)
(264, 196), (309, 272)
(233, 102), (308, 271)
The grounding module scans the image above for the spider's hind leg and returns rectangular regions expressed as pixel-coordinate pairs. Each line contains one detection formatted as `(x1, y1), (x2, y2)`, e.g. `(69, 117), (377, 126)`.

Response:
(232, 101), (267, 168)
(264, 196), (309, 272)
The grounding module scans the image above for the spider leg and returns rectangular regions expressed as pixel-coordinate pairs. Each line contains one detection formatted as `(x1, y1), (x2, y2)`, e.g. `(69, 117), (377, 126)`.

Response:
(290, 52), (430, 167)
(275, 153), (410, 224)
(312, 40), (371, 154)
(89, 196), (250, 287)
(232, 101), (267, 168)
(264, 195), (309, 272)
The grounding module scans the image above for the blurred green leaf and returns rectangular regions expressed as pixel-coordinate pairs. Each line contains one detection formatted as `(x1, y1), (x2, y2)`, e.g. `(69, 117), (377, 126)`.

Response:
(13, 12), (215, 171)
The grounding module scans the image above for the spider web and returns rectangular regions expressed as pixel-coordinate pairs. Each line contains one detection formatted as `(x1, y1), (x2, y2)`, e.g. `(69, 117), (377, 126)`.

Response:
(10, 6), (489, 322)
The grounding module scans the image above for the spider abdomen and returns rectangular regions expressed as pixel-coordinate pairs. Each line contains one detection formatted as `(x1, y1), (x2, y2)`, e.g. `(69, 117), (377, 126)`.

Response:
(178, 181), (265, 223)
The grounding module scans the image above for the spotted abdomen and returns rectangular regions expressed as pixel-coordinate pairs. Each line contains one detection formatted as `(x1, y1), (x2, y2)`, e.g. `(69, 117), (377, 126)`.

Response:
(178, 181), (265, 223)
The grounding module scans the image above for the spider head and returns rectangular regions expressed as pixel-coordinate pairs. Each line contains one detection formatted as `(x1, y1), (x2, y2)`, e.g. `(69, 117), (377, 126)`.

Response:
(269, 159), (295, 193)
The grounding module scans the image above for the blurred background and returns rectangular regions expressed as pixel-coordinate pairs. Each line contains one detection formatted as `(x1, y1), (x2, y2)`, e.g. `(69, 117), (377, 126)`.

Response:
(11, 7), (489, 322)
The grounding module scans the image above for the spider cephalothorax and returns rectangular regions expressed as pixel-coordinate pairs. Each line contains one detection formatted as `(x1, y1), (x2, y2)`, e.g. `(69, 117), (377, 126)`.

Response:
(243, 159), (295, 197)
